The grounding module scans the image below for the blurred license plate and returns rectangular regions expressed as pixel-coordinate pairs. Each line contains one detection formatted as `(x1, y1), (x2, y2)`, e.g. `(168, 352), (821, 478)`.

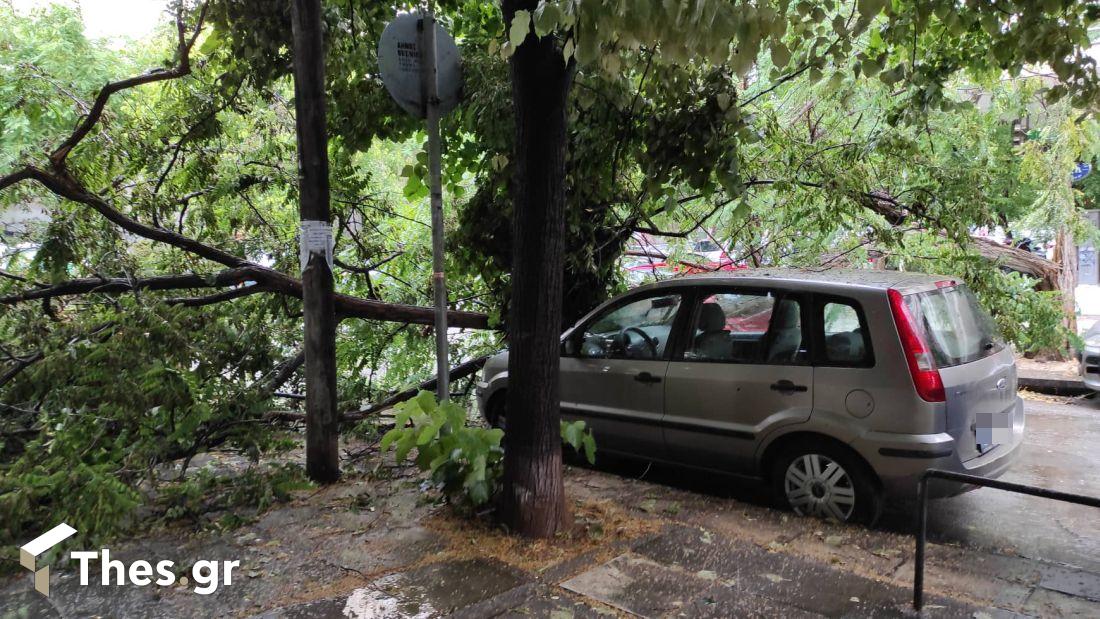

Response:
(976, 411), (1013, 448)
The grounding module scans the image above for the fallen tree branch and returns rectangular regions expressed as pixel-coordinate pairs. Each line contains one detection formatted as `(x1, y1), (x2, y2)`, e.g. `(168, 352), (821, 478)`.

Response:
(0, 264), (491, 329)
(344, 354), (491, 421)
(0, 351), (44, 389)
(0, 268), (264, 304)
(269, 353), (491, 425)
(262, 349), (306, 397)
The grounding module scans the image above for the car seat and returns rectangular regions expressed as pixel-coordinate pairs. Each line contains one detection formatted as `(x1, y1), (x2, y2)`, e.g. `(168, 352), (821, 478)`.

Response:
(766, 299), (802, 363)
(694, 302), (730, 359)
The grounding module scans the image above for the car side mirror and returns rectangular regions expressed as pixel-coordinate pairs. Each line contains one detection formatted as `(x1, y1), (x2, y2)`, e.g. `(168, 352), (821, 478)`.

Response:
(562, 338), (577, 356)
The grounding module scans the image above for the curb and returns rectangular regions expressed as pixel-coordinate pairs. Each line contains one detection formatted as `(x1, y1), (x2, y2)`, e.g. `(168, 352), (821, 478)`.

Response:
(1018, 374), (1093, 396)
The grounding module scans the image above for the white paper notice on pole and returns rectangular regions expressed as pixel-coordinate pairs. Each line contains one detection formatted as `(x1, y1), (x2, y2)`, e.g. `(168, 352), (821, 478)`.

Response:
(299, 220), (334, 272)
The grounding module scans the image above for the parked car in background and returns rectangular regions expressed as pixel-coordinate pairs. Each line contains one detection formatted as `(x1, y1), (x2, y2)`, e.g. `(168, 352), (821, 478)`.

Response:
(477, 269), (1025, 524)
(1078, 321), (1100, 391)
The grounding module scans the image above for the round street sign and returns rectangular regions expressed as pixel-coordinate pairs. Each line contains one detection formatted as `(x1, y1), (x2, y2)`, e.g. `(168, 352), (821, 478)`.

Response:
(378, 12), (462, 118)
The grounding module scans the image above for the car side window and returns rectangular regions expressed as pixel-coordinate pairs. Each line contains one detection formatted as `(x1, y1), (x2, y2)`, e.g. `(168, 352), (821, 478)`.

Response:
(683, 292), (776, 362)
(572, 294), (682, 360)
(820, 300), (873, 367)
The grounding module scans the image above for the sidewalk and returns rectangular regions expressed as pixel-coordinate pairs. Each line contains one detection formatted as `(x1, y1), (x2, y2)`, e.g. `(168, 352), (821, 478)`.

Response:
(1016, 356), (1091, 396)
(3, 459), (1096, 618)
(262, 523), (979, 618)
(257, 465), (1098, 618)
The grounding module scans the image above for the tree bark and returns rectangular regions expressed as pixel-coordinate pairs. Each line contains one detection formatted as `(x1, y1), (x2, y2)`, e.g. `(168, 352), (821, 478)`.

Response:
(291, 0), (340, 483)
(1053, 225), (1078, 353)
(498, 0), (573, 538)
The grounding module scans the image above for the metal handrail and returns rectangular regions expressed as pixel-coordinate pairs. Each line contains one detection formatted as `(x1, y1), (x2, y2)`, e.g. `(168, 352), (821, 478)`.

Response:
(914, 468), (1100, 610)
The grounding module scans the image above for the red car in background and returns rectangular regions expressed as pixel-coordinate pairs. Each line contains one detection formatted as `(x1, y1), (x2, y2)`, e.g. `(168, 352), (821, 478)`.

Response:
(624, 256), (744, 282)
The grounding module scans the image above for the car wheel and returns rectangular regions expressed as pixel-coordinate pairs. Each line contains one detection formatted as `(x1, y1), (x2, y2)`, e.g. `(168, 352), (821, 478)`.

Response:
(486, 392), (507, 431)
(770, 442), (881, 525)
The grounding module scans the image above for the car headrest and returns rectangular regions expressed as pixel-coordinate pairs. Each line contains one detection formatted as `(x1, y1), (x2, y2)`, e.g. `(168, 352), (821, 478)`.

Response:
(827, 332), (864, 360)
(773, 300), (800, 329)
(699, 302), (726, 332)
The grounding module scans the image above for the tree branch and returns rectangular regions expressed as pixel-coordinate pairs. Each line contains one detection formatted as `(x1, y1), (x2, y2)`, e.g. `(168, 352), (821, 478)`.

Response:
(260, 349), (306, 397)
(0, 265), (492, 329)
(0, 267), (263, 304)
(343, 355), (490, 421)
(49, 3), (209, 165)
(165, 284), (271, 307)
(0, 0), (490, 331)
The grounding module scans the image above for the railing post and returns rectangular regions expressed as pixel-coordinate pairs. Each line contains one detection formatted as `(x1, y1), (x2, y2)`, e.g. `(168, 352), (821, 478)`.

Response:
(914, 473), (929, 611)
(911, 468), (1100, 611)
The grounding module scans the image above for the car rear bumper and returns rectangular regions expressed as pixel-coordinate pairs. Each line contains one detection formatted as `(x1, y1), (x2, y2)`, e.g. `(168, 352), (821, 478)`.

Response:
(851, 397), (1025, 499)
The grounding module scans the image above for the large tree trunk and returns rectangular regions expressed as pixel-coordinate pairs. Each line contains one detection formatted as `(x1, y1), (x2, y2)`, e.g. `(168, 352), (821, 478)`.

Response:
(498, 0), (573, 538)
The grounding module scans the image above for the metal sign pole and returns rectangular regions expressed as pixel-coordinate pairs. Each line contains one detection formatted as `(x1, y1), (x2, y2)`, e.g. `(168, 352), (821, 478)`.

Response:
(420, 10), (449, 401)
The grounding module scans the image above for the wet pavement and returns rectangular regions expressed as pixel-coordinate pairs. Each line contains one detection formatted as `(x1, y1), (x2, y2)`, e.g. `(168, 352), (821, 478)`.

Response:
(1, 395), (1097, 617)
(894, 397), (1100, 574)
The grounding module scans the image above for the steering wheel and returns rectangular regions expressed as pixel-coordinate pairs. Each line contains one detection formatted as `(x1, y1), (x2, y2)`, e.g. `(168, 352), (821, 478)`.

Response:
(620, 327), (659, 358)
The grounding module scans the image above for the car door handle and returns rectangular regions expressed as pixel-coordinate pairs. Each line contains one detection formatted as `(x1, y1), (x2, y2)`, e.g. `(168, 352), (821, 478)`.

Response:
(770, 379), (808, 393)
(634, 371), (662, 384)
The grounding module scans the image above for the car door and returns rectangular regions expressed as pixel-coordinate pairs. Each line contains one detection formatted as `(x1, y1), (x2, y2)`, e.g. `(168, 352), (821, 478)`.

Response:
(662, 288), (814, 472)
(560, 290), (687, 458)
(810, 295), (879, 425)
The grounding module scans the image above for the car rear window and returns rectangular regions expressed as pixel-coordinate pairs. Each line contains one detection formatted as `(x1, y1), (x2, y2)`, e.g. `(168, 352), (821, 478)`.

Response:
(904, 285), (1004, 368)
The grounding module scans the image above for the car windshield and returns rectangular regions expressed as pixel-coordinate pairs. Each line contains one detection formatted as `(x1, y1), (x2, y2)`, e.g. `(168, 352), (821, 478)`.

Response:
(904, 285), (1004, 368)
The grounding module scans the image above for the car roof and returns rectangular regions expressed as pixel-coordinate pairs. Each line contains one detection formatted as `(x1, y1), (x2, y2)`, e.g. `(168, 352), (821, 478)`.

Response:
(639, 268), (956, 295)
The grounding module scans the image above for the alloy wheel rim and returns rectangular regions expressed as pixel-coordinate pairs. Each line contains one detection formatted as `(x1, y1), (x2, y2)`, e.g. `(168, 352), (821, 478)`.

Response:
(783, 454), (856, 521)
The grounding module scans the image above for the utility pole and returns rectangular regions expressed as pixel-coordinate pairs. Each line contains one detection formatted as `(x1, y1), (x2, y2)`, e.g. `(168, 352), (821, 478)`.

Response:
(420, 9), (449, 401)
(290, 0), (340, 482)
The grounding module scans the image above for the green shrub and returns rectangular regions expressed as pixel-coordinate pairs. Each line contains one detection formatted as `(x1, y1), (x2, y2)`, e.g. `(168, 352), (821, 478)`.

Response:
(380, 391), (595, 508)
(381, 391), (505, 506)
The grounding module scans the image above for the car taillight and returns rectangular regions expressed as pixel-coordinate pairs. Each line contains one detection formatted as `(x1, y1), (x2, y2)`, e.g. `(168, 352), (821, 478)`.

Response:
(887, 288), (946, 402)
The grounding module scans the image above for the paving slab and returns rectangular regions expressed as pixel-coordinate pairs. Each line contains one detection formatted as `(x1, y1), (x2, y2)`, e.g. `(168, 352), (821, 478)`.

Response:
(676, 583), (825, 618)
(1038, 565), (1100, 602)
(259, 558), (525, 619)
(631, 525), (980, 618)
(478, 585), (611, 618)
(561, 553), (713, 617)
(1021, 587), (1100, 617)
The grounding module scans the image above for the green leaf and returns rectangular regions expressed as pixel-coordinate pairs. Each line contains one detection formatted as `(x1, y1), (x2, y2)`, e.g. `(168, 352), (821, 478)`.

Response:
(576, 28), (599, 65)
(582, 434), (597, 465)
(509, 10), (532, 49)
(394, 433), (417, 462)
(417, 421), (441, 446)
(199, 30), (222, 56)
(769, 43), (790, 69)
(562, 38), (575, 62)
(380, 427), (403, 451)
(412, 390), (437, 414)
(663, 194), (677, 214)
(533, 2), (561, 38)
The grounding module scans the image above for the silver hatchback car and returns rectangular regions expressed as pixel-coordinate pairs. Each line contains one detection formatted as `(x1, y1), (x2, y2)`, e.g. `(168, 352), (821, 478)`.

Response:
(477, 269), (1025, 523)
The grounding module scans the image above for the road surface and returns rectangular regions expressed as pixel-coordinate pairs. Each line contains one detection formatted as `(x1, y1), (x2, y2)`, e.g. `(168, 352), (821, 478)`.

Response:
(889, 395), (1100, 573)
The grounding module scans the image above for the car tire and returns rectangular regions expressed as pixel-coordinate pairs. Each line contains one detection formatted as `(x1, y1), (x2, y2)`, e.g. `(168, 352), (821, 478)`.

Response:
(485, 391), (507, 430)
(769, 441), (882, 526)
